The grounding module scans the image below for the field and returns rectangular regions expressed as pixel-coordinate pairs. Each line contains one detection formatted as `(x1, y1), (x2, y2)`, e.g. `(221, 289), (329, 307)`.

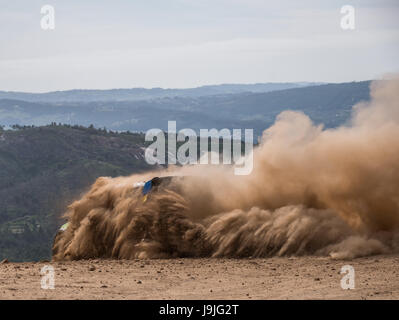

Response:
(1, 255), (398, 300)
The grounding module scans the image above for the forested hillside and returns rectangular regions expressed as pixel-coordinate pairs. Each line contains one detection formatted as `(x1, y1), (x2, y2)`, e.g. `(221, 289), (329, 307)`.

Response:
(0, 125), (151, 261)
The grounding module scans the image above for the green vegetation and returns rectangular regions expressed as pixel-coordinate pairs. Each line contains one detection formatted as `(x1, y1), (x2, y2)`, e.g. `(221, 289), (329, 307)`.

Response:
(0, 124), (152, 261)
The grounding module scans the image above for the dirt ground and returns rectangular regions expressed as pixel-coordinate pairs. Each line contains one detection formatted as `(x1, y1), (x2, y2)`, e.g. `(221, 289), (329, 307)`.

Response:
(0, 255), (398, 300)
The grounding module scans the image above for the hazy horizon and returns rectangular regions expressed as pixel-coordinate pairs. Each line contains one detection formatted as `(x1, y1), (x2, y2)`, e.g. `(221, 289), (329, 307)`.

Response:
(0, 80), (332, 94)
(0, 79), (376, 95)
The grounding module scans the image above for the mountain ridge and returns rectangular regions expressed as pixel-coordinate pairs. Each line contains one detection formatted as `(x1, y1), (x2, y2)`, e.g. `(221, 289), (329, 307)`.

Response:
(0, 81), (371, 137)
(0, 82), (323, 102)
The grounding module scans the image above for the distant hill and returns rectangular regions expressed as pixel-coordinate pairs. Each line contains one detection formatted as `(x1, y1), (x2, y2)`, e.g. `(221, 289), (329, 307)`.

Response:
(0, 82), (321, 103)
(0, 81), (371, 137)
(0, 125), (152, 261)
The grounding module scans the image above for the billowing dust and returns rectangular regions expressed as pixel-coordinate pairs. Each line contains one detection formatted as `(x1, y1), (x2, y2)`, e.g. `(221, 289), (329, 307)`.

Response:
(52, 77), (399, 261)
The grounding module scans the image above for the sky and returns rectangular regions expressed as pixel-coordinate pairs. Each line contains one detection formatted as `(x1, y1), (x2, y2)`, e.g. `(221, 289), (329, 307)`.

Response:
(0, 0), (398, 92)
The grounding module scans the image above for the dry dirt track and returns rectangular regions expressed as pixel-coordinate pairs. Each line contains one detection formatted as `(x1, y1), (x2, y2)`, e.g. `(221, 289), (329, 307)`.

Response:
(0, 255), (398, 300)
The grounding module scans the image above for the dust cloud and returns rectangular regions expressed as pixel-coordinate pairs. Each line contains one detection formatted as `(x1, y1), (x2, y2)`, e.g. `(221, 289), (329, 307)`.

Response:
(53, 77), (399, 261)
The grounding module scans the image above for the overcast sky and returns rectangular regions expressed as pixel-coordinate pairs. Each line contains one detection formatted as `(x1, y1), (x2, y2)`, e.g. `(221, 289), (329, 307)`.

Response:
(0, 0), (398, 92)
